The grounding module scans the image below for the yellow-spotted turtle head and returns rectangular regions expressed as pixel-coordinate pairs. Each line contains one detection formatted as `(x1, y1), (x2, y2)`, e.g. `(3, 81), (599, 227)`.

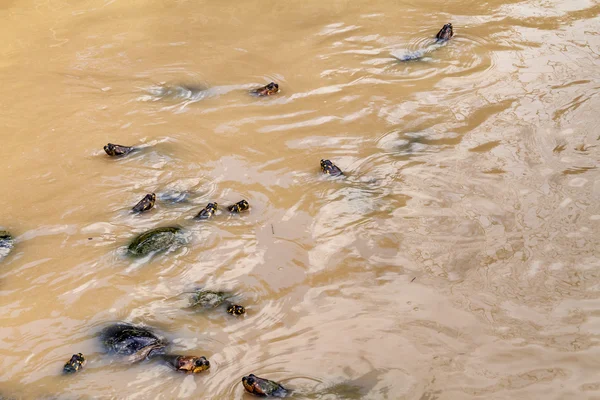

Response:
(242, 374), (289, 397)
(195, 202), (218, 220)
(250, 82), (279, 97)
(227, 304), (246, 316)
(132, 193), (156, 213)
(173, 355), (210, 373)
(63, 353), (86, 374)
(228, 200), (249, 213)
(435, 23), (453, 41)
(320, 159), (343, 176)
(104, 143), (134, 157)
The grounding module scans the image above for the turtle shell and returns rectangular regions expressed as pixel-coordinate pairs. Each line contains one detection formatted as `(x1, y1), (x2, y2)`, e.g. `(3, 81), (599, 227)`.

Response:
(191, 290), (228, 309)
(127, 227), (181, 257)
(101, 323), (166, 362)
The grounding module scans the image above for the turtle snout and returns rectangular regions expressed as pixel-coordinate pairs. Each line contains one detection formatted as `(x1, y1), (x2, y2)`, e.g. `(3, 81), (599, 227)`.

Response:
(196, 357), (210, 368)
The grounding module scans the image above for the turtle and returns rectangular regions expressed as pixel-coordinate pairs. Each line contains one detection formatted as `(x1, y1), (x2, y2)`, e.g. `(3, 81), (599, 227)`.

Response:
(189, 289), (246, 316)
(0, 231), (14, 261)
(242, 374), (368, 399)
(63, 353), (86, 374)
(104, 143), (135, 157)
(320, 159), (343, 176)
(127, 226), (182, 257)
(392, 23), (454, 62)
(194, 202), (218, 220)
(132, 193), (156, 213)
(242, 374), (289, 398)
(100, 322), (210, 373)
(228, 200), (249, 213)
(250, 82), (280, 97)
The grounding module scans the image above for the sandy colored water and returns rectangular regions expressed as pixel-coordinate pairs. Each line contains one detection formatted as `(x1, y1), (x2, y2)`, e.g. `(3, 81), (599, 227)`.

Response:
(0, 0), (599, 399)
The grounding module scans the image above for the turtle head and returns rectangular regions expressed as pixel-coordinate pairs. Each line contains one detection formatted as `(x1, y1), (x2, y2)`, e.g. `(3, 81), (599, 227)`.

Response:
(238, 200), (249, 211)
(264, 82), (279, 95)
(104, 143), (117, 156)
(436, 23), (453, 41)
(206, 202), (218, 215)
(174, 355), (210, 373)
(320, 159), (343, 176)
(227, 304), (246, 316)
(252, 82), (279, 96)
(104, 143), (132, 156)
(63, 353), (86, 374)
(228, 200), (250, 213)
(242, 374), (288, 397)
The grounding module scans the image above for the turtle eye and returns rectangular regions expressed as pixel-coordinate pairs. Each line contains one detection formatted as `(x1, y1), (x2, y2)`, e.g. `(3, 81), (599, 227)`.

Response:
(247, 376), (255, 385)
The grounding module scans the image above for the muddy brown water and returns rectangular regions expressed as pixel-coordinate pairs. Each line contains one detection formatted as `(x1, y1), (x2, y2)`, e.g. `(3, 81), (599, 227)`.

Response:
(1, 0), (599, 399)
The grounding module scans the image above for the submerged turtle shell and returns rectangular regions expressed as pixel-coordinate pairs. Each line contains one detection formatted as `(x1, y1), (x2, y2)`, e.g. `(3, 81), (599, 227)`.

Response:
(101, 323), (166, 363)
(127, 226), (181, 257)
(191, 290), (228, 309)
(0, 231), (14, 261)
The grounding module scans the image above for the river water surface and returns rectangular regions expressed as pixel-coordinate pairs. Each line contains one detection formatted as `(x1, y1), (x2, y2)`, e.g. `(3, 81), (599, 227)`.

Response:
(1, 0), (599, 399)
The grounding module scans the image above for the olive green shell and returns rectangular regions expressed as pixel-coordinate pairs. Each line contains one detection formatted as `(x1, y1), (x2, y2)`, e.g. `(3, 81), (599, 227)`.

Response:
(127, 227), (181, 257)
(190, 290), (228, 309)
(0, 231), (14, 261)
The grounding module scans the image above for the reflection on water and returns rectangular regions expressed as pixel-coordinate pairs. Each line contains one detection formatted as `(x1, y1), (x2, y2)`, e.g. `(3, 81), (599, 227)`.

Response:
(0, 0), (599, 398)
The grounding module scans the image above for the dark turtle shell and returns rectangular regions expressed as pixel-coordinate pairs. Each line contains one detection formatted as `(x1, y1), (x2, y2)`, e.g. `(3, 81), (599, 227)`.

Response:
(0, 231), (14, 261)
(242, 374), (289, 397)
(127, 226), (181, 257)
(101, 323), (166, 362)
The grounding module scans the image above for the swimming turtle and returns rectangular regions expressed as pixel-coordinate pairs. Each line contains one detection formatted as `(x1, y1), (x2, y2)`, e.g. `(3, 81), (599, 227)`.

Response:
(320, 159), (343, 176)
(0, 231), (14, 261)
(194, 202), (218, 220)
(242, 374), (289, 397)
(250, 82), (280, 97)
(100, 322), (210, 373)
(242, 374), (368, 399)
(63, 353), (86, 374)
(393, 23), (454, 61)
(132, 193), (156, 213)
(127, 226), (182, 257)
(189, 289), (246, 316)
(228, 200), (249, 213)
(104, 143), (135, 157)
